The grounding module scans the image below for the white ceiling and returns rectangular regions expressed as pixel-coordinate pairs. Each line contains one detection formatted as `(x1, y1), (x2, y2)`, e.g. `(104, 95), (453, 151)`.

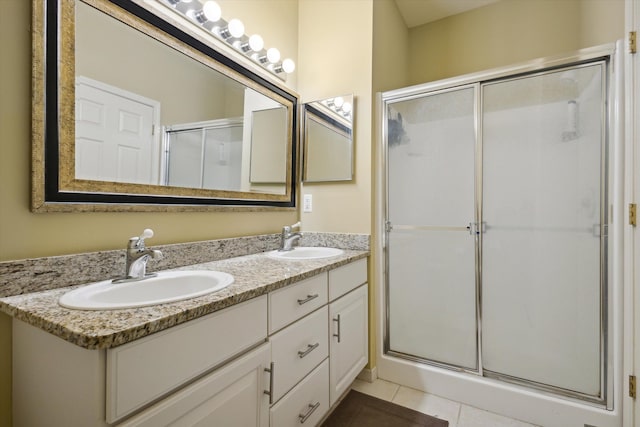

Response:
(394, 0), (502, 28)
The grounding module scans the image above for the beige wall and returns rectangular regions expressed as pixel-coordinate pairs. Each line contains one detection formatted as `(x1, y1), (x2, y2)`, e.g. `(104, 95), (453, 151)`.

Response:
(0, 2), (298, 426)
(408, 0), (625, 85)
(370, 0), (410, 370)
(217, 0), (299, 90)
(0, 1), (626, 425)
(297, 0), (373, 234)
(0, 1), (299, 263)
(373, 1), (410, 93)
(76, 2), (244, 125)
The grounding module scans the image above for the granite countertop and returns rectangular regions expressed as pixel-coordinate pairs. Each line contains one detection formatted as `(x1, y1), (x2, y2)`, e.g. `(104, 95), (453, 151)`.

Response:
(0, 249), (368, 350)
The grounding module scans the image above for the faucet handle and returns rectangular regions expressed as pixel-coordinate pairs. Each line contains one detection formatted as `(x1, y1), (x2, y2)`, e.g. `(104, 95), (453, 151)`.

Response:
(139, 228), (154, 240)
(282, 222), (301, 234)
(129, 228), (154, 249)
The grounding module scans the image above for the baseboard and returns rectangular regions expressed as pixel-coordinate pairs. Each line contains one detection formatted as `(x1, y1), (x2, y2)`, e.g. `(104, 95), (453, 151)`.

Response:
(357, 366), (378, 383)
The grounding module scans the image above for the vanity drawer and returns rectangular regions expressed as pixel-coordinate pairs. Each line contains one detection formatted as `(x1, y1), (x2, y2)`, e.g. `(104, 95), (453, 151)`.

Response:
(270, 306), (328, 403)
(106, 295), (268, 423)
(269, 272), (328, 334)
(329, 258), (367, 301)
(270, 359), (329, 427)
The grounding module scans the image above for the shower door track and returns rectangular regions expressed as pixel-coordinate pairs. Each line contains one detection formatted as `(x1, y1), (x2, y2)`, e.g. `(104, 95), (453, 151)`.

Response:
(382, 46), (615, 409)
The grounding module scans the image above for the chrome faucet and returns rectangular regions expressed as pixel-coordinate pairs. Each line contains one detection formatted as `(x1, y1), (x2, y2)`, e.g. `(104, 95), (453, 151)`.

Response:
(116, 229), (163, 282)
(279, 222), (302, 251)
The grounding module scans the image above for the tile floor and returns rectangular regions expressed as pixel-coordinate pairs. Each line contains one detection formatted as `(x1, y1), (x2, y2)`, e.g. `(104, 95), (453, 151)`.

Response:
(350, 378), (540, 427)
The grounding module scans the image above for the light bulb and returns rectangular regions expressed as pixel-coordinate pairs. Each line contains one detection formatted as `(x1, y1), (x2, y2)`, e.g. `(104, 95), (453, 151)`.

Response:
(281, 58), (295, 73)
(342, 102), (352, 114)
(266, 48), (280, 64)
(228, 19), (244, 38)
(248, 34), (264, 52)
(334, 96), (344, 109)
(202, 1), (221, 22)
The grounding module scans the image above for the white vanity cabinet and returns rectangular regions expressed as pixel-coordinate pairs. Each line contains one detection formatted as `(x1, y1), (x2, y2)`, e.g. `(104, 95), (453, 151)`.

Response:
(12, 257), (369, 427)
(329, 284), (368, 406)
(106, 296), (268, 422)
(13, 296), (269, 427)
(267, 258), (368, 424)
(328, 259), (369, 406)
(119, 343), (271, 427)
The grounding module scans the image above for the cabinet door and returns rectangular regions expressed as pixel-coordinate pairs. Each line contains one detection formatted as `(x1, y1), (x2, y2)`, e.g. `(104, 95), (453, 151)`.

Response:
(120, 343), (270, 427)
(329, 284), (368, 406)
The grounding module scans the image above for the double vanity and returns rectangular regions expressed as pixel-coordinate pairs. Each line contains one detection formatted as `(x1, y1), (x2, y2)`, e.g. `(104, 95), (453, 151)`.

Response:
(0, 234), (369, 426)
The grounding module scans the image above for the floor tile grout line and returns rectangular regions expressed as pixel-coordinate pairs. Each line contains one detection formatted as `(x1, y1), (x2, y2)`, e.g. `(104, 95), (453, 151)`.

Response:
(454, 402), (462, 426)
(390, 384), (401, 402)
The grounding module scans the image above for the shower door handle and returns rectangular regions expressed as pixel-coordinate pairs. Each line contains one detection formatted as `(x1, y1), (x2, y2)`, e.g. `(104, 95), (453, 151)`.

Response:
(468, 222), (486, 235)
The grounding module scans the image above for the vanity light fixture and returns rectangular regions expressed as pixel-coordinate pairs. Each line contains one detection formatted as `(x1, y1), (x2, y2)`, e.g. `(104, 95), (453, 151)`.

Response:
(219, 18), (244, 40)
(322, 97), (352, 120)
(156, 0), (295, 80)
(341, 102), (352, 116)
(266, 48), (281, 64)
(274, 58), (296, 74)
(239, 34), (264, 53)
(201, 1), (221, 22)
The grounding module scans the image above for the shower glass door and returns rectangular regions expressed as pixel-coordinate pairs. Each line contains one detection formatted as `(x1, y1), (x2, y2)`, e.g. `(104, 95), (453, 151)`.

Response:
(480, 63), (606, 398)
(386, 86), (478, 370)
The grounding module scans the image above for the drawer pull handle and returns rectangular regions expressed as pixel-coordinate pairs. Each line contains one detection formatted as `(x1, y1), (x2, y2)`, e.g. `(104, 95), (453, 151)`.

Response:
(333, 314), (341, 343)
(298, 401), (321, 423)
(297, 294), (319, 305)
(263, 362), (274, 404)
(297, 342), (320, 358)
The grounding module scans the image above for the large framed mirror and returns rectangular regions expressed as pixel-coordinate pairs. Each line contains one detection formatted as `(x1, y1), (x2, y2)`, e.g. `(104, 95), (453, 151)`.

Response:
(302, 94), (354, 182)
(32, 0), (298, 212)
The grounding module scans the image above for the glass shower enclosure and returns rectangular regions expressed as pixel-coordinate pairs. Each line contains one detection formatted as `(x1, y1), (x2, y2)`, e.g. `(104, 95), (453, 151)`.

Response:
(383, 57), (610, 405)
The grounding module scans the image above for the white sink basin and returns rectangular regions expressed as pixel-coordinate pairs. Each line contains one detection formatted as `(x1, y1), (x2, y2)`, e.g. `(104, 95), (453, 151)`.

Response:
(267, 247), (344, 260)
(58, 270), (234, 310)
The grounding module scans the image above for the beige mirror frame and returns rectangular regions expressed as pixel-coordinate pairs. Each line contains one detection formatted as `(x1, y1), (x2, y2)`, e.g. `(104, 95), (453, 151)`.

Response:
(31, 0), (299, 212)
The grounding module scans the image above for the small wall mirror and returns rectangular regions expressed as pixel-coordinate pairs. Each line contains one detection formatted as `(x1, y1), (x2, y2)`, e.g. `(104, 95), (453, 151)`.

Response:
(32, 0), (298, 212)
(302, 94), (354, 182)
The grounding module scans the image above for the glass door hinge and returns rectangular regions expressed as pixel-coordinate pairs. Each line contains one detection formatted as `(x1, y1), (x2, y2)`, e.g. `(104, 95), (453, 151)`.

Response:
(630, 375), (637, 398)
(630, 31), (637, 54)
(385, 221), (393, 233)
